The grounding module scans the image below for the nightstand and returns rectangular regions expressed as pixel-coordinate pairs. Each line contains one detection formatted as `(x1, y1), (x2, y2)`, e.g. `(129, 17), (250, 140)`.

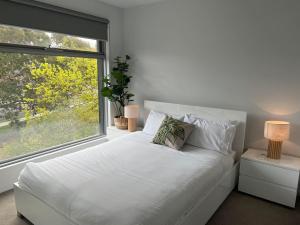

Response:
(238, 148), (300, 207)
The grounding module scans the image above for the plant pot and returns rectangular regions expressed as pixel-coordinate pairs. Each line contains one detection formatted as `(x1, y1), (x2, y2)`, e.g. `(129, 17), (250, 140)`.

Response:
(114, 116), (128, 130)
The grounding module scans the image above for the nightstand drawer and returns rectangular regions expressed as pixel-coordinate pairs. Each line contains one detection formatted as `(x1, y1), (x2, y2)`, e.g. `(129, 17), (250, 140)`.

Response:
(240, 159), (299, 188)
(239, 175), (297, 207)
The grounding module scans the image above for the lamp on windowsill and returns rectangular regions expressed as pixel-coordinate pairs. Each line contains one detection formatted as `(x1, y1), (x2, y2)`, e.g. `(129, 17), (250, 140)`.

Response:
(264, 121), (290, 159)
(124, 104), (139, 132)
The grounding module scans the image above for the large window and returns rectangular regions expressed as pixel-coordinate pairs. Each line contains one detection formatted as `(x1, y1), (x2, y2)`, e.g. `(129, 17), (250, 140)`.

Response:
(0, 25), (105, 164)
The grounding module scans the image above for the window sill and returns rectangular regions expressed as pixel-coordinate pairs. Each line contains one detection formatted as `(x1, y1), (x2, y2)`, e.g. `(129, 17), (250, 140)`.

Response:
(106, 126), (143, 140)
(0, 135), (106, 168)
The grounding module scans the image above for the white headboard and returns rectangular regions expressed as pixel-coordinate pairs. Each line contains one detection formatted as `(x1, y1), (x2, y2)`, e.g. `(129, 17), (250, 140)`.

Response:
(144, 100), (247, 160)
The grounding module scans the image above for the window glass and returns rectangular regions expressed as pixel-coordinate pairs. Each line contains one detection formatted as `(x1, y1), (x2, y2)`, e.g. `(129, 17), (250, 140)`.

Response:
(0, 52), (101, 162)
(0, 24), (97, 52)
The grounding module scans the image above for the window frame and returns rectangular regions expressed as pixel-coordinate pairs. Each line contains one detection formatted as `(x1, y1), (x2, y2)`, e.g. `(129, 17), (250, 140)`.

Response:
(0, 32), (106, 167)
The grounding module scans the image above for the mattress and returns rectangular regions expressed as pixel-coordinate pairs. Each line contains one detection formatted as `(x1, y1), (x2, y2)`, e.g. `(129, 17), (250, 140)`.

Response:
(18, 131), (235, 225)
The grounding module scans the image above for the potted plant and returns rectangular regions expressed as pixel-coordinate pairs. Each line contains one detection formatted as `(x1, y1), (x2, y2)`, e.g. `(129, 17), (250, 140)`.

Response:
(101, 55), (134, 129)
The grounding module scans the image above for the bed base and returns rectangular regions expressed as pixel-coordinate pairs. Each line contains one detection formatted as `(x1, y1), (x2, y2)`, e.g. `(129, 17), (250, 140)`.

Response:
(14, 162), (239, 225)
(179, 162), (239, 225)
(14, 183), (75, 225)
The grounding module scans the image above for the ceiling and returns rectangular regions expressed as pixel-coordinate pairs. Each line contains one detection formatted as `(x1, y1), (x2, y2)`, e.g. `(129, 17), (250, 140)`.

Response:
(95, 0), (166, 8)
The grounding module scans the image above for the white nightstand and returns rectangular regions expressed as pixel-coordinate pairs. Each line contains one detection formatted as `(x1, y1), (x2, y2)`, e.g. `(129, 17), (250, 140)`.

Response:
(238, 148), (300, 207)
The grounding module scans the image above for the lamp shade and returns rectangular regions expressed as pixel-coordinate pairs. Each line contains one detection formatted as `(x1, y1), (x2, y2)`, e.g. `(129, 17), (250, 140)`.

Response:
(124, 104), (139, 118)
(264, 121), (290, 141)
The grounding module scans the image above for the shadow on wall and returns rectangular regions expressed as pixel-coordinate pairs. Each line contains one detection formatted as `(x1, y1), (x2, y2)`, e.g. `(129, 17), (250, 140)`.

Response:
(246, 102), (300, 157)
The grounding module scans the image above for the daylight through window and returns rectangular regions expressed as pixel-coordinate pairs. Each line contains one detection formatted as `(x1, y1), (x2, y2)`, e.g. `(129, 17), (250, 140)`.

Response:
(0, 24), (105, 164)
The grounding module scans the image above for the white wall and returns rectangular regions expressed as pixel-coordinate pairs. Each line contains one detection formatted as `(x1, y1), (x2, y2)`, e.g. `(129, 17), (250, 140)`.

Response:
(37, 0), (124, 61)
(124, 0), (300, 156)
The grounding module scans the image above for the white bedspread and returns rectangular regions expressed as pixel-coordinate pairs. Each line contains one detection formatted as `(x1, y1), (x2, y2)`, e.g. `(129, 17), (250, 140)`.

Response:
(18, 132), (234, 225)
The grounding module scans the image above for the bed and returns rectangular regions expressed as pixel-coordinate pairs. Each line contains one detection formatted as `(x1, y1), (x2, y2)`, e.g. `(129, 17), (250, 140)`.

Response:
(14, 100), (247, 225)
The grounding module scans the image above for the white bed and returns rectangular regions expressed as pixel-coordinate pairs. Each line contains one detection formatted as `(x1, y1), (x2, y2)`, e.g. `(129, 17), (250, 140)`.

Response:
(14, 100), (247, 225)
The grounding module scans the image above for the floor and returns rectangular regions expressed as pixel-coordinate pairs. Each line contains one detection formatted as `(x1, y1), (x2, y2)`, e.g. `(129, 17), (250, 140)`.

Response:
(0, 190), (299, 225)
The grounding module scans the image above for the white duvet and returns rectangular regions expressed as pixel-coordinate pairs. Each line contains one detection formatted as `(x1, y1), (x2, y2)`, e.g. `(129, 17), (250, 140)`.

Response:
(18, 132), (234, 225)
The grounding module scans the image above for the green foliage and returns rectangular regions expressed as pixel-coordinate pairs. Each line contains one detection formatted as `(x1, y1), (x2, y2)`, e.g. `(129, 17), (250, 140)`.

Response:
(23, 56), (98, 119)
(50, 33), (94, 51)
(0, 24), (50, 46)
(0, 24), (101, 161)
(0, 107), (99, 159)
(0, 24), (96, 126)
(101, 55), (134, 117)
(0, 24), (52, 126)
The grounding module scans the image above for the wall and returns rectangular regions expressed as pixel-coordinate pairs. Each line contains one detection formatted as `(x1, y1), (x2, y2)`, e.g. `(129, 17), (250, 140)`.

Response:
(124, 0), (300, 156)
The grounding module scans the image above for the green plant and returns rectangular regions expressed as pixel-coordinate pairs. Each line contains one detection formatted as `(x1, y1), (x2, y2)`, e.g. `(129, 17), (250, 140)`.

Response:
(101, 55), (134, 117)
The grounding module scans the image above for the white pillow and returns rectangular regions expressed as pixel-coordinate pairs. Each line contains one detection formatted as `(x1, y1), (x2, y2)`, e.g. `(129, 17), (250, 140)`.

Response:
(143, 110), (167, 135)
(183, 114), (237, 154)
(143, 110), (184, 136)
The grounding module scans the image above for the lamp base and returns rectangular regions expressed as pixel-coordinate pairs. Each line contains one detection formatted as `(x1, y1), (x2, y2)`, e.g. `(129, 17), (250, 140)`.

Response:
(267, 140), (282, 159)
(128, 118), (137, 132)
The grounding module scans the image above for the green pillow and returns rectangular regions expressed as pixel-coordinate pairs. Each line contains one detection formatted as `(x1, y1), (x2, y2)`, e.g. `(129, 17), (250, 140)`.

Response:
(153, 116), (194, 150)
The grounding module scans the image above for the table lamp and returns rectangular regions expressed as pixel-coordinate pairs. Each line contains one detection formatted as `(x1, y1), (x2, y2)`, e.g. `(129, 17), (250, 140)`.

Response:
(264, 121), (290, 159)
(124, 104), (139, 132)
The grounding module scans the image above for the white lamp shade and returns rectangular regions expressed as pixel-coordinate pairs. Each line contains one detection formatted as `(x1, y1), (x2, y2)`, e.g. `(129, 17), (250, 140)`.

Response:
(264, 121), (290, 141)
(124, 104), (139, 118)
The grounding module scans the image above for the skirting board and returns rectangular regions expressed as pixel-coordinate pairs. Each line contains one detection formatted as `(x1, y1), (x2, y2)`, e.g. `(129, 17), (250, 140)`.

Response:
(14, 162), (239, 225)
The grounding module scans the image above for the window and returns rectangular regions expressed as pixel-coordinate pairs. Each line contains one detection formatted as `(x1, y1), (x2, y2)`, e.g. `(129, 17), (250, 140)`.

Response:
(0, 24), (97, 52)
(0, 25), (105, 164)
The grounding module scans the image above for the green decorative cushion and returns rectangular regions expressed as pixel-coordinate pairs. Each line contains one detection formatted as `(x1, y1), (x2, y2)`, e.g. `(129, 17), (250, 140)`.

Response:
(153, 116), (194, 150)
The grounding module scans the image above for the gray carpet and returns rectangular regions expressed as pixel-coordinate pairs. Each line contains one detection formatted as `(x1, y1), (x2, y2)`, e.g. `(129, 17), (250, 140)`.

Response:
(0, 190), (299, 225)
(0, 191), (28, 225)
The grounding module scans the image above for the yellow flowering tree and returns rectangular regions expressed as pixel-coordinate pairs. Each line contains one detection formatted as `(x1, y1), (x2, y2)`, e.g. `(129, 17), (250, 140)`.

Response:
(23, 56), (99, 123)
